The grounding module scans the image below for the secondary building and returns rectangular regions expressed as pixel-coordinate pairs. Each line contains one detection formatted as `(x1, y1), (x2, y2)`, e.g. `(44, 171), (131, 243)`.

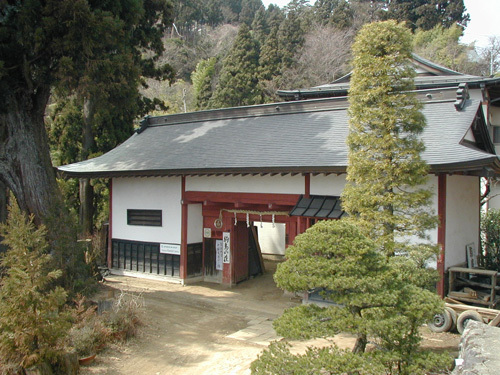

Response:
(59, 56), (500, 296)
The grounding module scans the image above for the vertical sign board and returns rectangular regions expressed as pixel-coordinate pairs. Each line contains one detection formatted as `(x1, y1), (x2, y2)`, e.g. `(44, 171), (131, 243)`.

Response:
(222, 232), (231, 264)
(215, 240), (223, 271)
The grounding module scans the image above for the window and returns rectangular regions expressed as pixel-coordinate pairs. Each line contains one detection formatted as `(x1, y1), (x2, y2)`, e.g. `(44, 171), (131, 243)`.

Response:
(127, 209), (162, 227)
(493, 126), (500, 144)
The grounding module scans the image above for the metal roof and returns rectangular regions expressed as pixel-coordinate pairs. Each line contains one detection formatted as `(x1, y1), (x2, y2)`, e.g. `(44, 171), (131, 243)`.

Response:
(290, 195), (345, 219)
(277, 54), (500, 101)
(58, 88), (500, 178)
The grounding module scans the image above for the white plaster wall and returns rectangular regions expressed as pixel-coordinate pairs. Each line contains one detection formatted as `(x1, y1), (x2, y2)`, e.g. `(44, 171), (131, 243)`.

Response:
(112, 177), (182, 244)
(489, 105), (500, 126)
(186, 174), (305, 194)
(188, 204), (203, 243)
(487, 181), (500, 210)
(256, 222), (286, 255)
(310, 174), (346, 195)
(445, 175), (480, 269)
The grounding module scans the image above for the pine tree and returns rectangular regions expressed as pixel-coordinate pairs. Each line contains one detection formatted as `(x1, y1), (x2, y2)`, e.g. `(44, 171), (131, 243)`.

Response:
(251, 6), (269, 46)
(252, 221), (448, 374)
(342, 20), (438, 262)
(210, 24), (263, 108)
(239, 0), (264, 26)
(383, 0), (469, 31)
(191, 58), (217, 110)
(314, 0), (353, 29)
(0, 201), (71, 370)
(277, 8), (305, 70)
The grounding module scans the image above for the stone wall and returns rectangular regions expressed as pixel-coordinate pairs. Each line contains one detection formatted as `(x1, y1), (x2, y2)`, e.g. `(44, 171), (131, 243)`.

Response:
(452, 320), (500, 374)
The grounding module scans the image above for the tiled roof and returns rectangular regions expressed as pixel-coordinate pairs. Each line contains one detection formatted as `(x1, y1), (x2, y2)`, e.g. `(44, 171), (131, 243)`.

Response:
(58, 89), (500, 178)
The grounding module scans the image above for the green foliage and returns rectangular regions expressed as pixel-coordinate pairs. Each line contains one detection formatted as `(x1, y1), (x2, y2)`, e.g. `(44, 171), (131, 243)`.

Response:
(191, 58), (217, 110)
(42, 198), (96, 295)
(344, 20), (438, 259)
(251, 341), (386, 375)
(481, 209), (500, 272)
(277, 10), (306, 70)
(251, 340), (452, 375)
(0, 202), (71, 370)
(314, 0), (354, 29)
(262, 220), (447, 375)
(413, 24), (477, 74)
(210, 24), (263, 108)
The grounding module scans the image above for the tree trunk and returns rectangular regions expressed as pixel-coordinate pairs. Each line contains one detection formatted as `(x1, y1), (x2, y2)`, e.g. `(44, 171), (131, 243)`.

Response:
(352, 332), (367, 354)
(0, 180), (9, 254)
(79, 98), (96, 234)
(0, 89), (61, 224)
(79, 178), (94, 235)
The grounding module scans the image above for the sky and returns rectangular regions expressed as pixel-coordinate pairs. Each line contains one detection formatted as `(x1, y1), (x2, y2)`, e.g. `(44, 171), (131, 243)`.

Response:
(261, 0), (500, 49)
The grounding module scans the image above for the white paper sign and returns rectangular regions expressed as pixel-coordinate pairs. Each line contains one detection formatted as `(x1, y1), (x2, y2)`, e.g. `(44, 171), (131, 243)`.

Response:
(223, 232), (230, 264)
(160, 243), (181, 255)
(216, 240), (223, 270)
(204, 228), (212, 238)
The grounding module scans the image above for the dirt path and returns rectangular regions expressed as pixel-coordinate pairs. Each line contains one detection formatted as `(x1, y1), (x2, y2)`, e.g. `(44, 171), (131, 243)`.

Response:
(81, 264), (460, 374)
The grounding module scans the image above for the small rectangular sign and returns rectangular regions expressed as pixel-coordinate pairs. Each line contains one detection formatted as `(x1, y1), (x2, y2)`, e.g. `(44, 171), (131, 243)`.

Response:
(160, 243), (181, 255)
(222, 232), (230, 264)
(204, 227), (212, 238)
(216, 240), (223, 270)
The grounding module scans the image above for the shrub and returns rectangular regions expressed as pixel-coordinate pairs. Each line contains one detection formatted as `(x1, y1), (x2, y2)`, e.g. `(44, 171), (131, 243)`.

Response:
(481, 209), (500, 271)
(0, 202), (71, 371)
(66, 291), (144, 357)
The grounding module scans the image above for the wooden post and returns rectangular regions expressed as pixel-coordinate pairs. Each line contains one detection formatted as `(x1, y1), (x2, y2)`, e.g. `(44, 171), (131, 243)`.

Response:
(437, 174), (447, 298)
(180, 176), (188, 282)
(107, 179), (113, 269)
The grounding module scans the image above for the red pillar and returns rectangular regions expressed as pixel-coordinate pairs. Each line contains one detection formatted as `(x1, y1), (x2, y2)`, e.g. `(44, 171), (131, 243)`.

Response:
(437, 174), (447, 298)
(304, 173), (310, 198)
(107, 179), (113, 269)
(180, 176), (188, 281)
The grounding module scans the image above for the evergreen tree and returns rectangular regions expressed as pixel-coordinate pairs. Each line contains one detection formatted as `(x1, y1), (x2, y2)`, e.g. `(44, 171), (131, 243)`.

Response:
(314, 0), (353, 29)
(342, 20), (438, 263)
(251, 221), (448, 374)
(413, 24), (477, 74)
(251, 6), (269, 46)
(259, 26), (282, 82)
(0, 0), (173, 226)
(191, 58), (217, 110)
(240, 0), (264, 26)
(210, 25), (263, 108)
(0, 201), (71, 370)
(383, 0), (469, 31)
(266, 4), (286, 30)
(277, 7), (306, 70)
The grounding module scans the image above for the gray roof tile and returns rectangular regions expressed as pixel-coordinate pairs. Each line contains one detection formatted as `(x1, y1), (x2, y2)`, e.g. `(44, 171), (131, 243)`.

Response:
(58, 95), (499, 178)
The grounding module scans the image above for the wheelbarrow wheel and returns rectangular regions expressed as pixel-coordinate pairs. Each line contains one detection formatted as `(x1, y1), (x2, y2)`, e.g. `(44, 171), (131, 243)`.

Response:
(429, 309), (453, 333)
(457, 310), (483, 334)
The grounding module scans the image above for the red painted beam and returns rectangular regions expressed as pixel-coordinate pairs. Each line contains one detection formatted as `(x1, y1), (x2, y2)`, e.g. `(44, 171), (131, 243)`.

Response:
(184, 191), (300, 206)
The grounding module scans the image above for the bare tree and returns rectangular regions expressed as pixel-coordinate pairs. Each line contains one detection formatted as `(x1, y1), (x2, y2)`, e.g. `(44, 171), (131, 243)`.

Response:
(480, 36), (500, 76)
(280, 23), (355, 89)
